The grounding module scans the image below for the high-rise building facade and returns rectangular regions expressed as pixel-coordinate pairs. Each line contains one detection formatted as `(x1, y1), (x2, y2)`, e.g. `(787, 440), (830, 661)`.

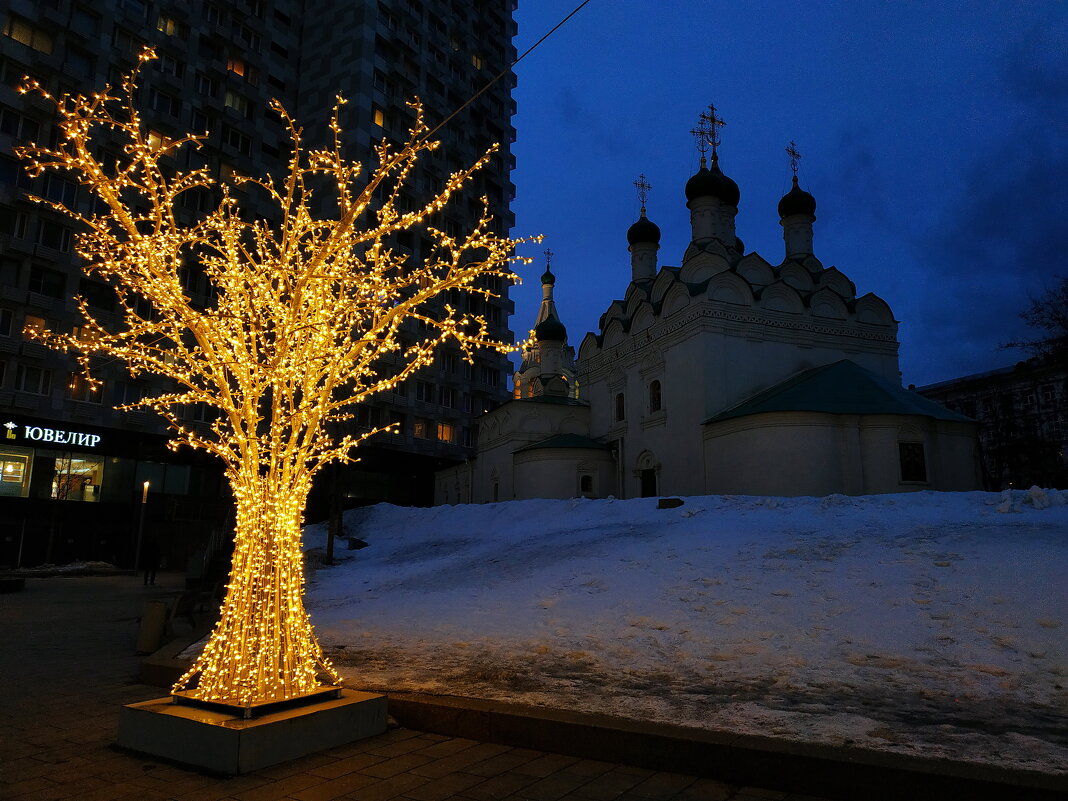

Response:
(0, 0), (517, 566)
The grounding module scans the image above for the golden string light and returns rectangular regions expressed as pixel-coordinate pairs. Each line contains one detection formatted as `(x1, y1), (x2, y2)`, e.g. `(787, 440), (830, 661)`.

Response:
(16, 50), (533, 706)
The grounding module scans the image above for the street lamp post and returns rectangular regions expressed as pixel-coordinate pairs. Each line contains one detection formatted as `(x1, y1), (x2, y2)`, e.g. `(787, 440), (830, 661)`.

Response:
(133, 480), (149, 575)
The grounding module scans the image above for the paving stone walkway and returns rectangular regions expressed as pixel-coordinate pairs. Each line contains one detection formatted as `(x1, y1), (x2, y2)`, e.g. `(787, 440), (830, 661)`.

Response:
(0, 574), (830, 801)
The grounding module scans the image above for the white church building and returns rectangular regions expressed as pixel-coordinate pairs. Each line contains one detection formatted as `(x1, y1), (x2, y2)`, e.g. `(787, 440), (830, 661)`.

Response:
(436, 115), (980, 504)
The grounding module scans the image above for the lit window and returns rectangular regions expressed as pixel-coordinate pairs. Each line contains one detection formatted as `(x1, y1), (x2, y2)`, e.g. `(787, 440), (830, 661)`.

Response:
(146, 129), (165, 149)
(471, 53), (483, 69)
(224, 90), (250, 118)
(66, 373), (102, 403)
(227, 57), (256, 84)
(373, 107), (386, 128)
(22, 314), (46, 338)
(414, 418), (432, 439)
(3, 15), (54, 54)
(437, 422), (455, 443)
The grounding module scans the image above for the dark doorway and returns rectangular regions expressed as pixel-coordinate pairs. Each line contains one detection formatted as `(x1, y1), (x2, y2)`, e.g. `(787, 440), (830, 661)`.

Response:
(639, 469), (657, 498)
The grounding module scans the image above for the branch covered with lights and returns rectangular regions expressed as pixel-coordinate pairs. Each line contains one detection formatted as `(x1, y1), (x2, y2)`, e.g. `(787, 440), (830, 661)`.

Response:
(17, 50), (530, 706)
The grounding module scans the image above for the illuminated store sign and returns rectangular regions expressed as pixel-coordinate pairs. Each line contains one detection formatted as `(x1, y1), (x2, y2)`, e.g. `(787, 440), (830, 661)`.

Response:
(4, 421), (102, 448)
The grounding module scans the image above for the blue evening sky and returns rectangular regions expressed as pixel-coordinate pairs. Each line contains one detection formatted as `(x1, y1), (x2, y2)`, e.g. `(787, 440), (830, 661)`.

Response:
(506, 1), (1067, 387)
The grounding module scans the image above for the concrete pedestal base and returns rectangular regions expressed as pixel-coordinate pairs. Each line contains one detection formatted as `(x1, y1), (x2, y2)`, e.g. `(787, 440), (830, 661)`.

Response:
(117, 690), (387, 774)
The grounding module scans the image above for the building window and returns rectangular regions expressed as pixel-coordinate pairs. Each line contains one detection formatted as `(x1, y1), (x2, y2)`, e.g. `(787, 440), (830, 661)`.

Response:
(79, 279), (115, 311)
(195, 72), (217, 97)
(44, 175), (78, 206)
(157, 15), (186, 37)
(3, 15), (54, 54)
(154, 53), (184, 78)
(438, 386), (456, 408)
(37, 219), (72, 252)
(415, 380), (433, 402)
(899, 442), (927, 483)
(29, 266), (66, 298)
(64, 46), (94, 78)
(614, 392), (625, 422)
(22, 314), (47, 339)
(223, 125), (252, 155)
(648, 380), (662, 413)
(0, 308), (11, 337)
(0, 205), (26, 238)
(66, 373), (102, 403)
(437, 422), (455, 443)
(15, 364), (51, 394)
(372, 106), (386, 128)
(580, 474), (593, 494)
(51, 454), (105, 501)
(224, 90), (251, 118)
(0, 107), (40, 142)
(149, 87), (180, 117)
(227, 57), (257, 84)
(414, 417), (432, 439)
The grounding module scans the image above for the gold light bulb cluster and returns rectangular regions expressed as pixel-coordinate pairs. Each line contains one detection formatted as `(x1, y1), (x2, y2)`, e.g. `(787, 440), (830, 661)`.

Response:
(17, 50), (536, 706)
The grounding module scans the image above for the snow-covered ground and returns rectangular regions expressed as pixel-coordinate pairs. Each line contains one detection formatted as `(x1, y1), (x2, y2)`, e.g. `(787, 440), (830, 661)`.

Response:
(303, 489), (1068, 774)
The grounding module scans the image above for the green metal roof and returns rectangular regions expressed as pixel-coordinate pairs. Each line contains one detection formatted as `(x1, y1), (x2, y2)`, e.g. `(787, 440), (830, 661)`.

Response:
(705, 360), (973, 425)
(514, 433), (613, 453)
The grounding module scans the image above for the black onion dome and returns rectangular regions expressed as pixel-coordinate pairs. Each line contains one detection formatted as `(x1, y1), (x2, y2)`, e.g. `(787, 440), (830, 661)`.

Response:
(685, 157), (740, 207)
(627, 213), (661, 246)
(710, 159), (740, 207)
(778, 175), (816, 217)
(534, 314), (567, 342)
(541, 267), (556, 285)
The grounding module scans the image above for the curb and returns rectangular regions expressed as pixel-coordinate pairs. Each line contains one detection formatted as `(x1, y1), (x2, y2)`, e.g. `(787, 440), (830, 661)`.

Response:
(138, 657), (1067, 801)
(386, 693), (1067, 801)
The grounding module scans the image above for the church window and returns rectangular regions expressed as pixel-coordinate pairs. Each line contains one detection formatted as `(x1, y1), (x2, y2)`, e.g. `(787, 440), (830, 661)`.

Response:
(899, 442), (927, 482)
(649, 380), (662, 413)
(614, 392), (625, 422)
(579, 474), (593, 494)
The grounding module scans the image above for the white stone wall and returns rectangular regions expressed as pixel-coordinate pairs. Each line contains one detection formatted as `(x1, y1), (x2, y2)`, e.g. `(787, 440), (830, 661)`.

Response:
(702, 412), (980, 496)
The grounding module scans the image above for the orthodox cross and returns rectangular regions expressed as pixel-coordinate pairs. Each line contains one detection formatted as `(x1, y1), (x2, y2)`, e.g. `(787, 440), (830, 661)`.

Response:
(634, 173), (651, 214)
(700, 103), (726, 160)
(689, 113), (711, 160)
(786, 140), (802, 178)
(543, 248), (554, 269)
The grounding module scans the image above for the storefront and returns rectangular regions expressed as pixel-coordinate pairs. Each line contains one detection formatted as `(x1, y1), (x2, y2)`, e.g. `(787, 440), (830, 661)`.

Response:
(0, 413), (229, 569)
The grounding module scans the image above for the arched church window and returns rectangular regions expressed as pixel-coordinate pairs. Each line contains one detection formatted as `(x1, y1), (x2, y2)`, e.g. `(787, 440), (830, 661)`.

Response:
(579, 474), (592, 494)
(899, 441), (927, 483)
(649, 380), (662, 413)
(614, 392), (625, 422)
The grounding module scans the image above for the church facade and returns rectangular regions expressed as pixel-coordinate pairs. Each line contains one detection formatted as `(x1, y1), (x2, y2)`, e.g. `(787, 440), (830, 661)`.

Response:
(435, 116), (980, 504)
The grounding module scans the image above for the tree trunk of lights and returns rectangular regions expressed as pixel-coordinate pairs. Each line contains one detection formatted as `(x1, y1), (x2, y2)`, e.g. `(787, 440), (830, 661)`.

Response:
(174, 469), (340, 704)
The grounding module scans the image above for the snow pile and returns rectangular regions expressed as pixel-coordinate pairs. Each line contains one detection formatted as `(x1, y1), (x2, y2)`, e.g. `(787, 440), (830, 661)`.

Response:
(303, 491), (1068, 773)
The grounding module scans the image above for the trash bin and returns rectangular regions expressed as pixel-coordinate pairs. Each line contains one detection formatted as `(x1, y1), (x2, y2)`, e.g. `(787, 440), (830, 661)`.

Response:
(136, 600), (169, 654)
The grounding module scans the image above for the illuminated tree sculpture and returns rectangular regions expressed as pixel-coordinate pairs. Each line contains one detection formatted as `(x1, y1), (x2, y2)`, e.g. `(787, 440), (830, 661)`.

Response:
(17, 52), (525, 706)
